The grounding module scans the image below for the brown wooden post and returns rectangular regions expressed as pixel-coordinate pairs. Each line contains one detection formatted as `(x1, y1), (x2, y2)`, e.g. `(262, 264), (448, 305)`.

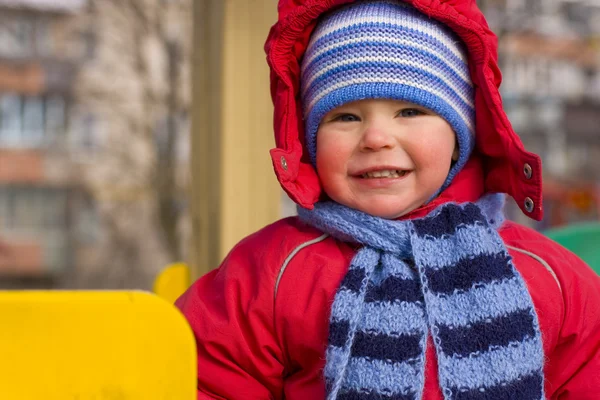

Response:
(190, 0), (279, 278)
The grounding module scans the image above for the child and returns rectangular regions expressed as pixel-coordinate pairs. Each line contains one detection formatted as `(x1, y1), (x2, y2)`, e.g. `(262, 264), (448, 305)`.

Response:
(176, 1), (600, 399)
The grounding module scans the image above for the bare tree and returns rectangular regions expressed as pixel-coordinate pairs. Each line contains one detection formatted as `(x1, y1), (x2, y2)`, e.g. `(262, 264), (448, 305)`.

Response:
(68, 0), (192, 288)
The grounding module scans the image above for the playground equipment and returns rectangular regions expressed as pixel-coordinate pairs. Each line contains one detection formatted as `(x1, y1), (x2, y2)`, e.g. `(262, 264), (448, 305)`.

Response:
(153, 262), (192, 304)
(545, 222), (600, 275)
(0, 291), (196, 400)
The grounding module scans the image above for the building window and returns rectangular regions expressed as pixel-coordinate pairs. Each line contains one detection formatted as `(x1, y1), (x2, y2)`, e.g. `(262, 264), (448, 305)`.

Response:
(0, 186), (99, 248)
(0, 186), (68, 233)
(0, 94), (23, 145)
(0, 15), (55, 58)
(0, 17), (35, 58)
(0, 93), (67, 148)
(23, 97), (45, 145)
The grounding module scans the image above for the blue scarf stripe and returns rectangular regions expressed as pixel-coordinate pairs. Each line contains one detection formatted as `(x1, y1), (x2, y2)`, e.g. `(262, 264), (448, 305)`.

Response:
(331, 289), (366, 320)
(439, 337), (544, 390)
(350, 330), (424, 364)
(325, 346), (351, 381)
(412, 203), (487, 238)
(410, 223), (506, 269)
(333, 290), (426, 336)
(364, 275), (424, 303)
(422, 253), (515, 295)
(435, 309), (537, 358)
(380, 254), (416, 279)
(427, 277), (536, 327)
(341, 354), (424, 396)
(298, 204), (412, 255)
(450, 372), (544, 400)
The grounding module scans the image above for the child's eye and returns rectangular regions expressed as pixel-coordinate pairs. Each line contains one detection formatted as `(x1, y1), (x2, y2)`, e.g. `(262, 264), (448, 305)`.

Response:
(398, 108), (426, 118)
(333, 113), (360, 122)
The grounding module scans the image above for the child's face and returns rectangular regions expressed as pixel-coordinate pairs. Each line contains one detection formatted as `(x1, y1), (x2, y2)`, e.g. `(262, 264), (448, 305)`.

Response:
(316, 99), (458, 219)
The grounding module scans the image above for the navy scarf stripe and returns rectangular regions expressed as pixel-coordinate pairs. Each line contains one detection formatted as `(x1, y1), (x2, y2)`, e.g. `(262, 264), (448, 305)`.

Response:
(298, 194), (545, 400)
(450, 372), (544, 400)
(330, 323), (424, 364)
(341, 266), (424, 304)
(329, 321), (352, 347)
(364, 275), (424, 303)
(334, 308), (537, 364)
(351, 330), (424, 363)
(424, 253), (515, 295)
(436, 309), (537, 357)
(412, 203), (487, 238)
(337, 390), (416, 400)
(341, 268), (369, 292)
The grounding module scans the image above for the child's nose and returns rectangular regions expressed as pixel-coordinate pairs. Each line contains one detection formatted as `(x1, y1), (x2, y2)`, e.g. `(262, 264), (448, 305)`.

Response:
(359, 125), (396, 152)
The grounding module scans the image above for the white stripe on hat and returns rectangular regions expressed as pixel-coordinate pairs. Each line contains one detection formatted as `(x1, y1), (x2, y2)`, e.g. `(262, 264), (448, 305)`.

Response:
(303, 35), (472, 84)
(303, 55), (474, 108)
(307, 14), (469, 64)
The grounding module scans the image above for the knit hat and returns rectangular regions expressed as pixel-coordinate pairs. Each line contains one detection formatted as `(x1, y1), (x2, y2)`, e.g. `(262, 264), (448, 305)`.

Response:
(300, 0), (475, 192)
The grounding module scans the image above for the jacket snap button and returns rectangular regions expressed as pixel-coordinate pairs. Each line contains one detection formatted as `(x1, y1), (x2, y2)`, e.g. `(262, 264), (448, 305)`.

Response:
(280, 156), (288, 171)
(524, 197), (534, 213)
(523, 163), (533, 180)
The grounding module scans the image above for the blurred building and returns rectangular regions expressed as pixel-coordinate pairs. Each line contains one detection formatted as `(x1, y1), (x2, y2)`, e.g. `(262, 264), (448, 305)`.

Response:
(0, 0), (191, 288)
(0, 0), (96, 285)
(479, 0), (600, 227)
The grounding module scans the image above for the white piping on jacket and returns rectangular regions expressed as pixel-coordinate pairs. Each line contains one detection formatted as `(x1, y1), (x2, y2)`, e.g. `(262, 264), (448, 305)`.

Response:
(273, 238), (562, 299)
(506, 245), (562, 295)
(274, 233), (329, 299)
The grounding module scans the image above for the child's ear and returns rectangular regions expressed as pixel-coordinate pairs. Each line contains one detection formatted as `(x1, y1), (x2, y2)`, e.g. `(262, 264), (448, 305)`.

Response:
(452, 143), (459, 161)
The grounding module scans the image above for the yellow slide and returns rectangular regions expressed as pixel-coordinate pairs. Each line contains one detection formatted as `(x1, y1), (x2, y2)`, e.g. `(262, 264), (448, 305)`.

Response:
(0, 291), (196, 399)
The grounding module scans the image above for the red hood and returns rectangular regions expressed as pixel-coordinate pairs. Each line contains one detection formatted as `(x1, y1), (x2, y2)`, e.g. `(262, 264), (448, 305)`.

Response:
(264, 0), (543, 220)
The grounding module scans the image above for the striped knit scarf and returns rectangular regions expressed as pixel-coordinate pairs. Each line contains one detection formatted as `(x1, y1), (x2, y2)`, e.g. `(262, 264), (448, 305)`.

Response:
(297, 194), (545, 400)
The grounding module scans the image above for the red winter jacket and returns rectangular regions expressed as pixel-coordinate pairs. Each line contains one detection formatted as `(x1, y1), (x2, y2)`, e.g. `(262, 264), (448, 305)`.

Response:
(177, 0), (600, 398)
(177, 162), (600, 399)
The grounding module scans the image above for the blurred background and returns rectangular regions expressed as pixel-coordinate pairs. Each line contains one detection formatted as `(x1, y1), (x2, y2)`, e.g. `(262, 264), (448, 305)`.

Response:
(0, 0), (598, 290)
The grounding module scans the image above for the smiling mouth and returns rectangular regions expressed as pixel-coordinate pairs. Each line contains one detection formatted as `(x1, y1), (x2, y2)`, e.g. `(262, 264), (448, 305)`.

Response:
(360, 169), (410, 179)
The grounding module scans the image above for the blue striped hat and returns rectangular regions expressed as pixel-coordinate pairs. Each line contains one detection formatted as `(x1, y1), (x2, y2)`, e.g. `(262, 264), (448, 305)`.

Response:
(301, 0), (475, 191)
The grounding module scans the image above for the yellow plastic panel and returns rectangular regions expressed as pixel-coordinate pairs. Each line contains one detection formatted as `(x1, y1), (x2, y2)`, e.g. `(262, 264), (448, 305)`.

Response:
(0, 291), (196, 400)
(153, 263), (191, 304)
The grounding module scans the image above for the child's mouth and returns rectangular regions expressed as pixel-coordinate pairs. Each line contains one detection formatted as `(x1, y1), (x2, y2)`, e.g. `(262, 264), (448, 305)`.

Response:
(360, 169), (410, 179)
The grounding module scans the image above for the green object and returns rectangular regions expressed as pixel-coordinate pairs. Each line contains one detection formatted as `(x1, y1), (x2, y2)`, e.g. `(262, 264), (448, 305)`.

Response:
(544, 223), (600, 275)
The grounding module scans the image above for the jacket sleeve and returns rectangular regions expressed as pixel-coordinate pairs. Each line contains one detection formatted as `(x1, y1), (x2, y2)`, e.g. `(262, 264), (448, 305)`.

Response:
(175, 239), (286, 400)
(545, 247), (600, 399)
